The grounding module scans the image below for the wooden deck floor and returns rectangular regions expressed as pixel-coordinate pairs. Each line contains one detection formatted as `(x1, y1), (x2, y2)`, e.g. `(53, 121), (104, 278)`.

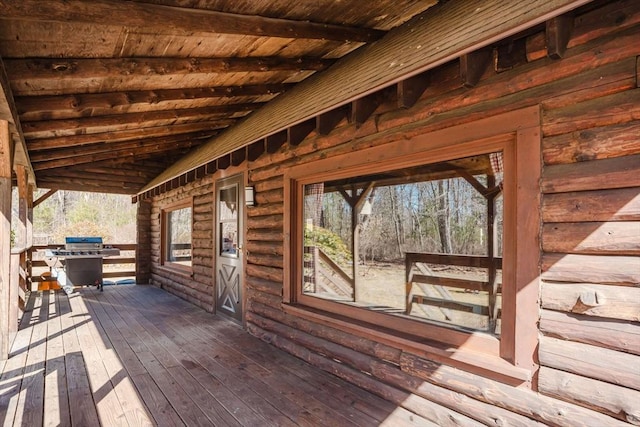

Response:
(0, 285), (426, 426)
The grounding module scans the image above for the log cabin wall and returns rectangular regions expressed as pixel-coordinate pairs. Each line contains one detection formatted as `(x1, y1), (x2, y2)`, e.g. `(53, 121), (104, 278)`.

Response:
(147, 1), (640, 424)
(149, 176), (215, 312)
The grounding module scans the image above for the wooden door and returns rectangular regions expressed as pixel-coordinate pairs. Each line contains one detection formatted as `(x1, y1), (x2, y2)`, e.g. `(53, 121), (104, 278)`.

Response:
(215, 174), (244, 321)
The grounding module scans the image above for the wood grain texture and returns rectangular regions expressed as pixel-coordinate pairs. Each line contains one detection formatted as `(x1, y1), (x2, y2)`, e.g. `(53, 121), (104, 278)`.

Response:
(541, 253), (640, 285)
(543, 120), (640, 165)
(539, 335), (640, 391)
(541, 154), (640, 193)
(538, 366), (640, 425)
(542, 188), (640, 222)
(142, 0), (593, 191)
(541, 281), (640, 321)
(0, 0), (384, 42)
(540, 309), (640, 356)
(542, 221), (640, 255)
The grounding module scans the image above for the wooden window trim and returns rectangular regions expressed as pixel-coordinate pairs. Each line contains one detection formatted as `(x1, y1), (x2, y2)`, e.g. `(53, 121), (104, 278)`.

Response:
(283, 106), (541, 384)
(160, 197), (194, 274)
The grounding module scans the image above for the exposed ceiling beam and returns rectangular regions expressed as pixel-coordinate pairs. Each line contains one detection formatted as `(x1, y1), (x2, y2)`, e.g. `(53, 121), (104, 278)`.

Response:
(141, 0), (594, 193)
(34, 144), (197, 171)
(0, 56), (35, 184)
(35, 177), (144, 194)
(31, 134), (211, 168)
(4, 57), (333, 82)
(22, 103), (260, 138)
(38, 169), (150, 185)
(27, 121), (232, 151)
(0, 0), (384, 42)
(16, 84), (292, 117)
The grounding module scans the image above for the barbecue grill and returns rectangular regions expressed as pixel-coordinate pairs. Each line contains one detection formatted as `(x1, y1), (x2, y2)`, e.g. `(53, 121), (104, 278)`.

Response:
(44, 237), (120, 293)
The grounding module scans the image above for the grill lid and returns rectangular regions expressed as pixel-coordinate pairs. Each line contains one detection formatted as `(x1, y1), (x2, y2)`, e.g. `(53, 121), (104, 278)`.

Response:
(65, 236), (103, 244)
(65, 236), (103, 250)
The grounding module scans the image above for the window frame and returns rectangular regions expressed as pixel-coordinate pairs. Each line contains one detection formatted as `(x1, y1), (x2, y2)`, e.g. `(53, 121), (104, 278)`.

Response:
(283, 107), (541, 383)
(160, 198), (194, 273)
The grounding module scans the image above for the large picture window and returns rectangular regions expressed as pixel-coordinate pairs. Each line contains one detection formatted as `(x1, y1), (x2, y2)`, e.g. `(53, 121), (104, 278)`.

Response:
(162, 200), (192, 271)
(302, 152), (504, 335)
(285, 108), (541, 380)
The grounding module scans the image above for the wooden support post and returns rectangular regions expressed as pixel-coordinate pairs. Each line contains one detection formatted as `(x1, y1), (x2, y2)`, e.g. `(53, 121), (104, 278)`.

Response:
(0, 120), (13, 359)
(136, 198), (152, 285)
(15, 165), (28, 250)
(338, 182), (374, 303)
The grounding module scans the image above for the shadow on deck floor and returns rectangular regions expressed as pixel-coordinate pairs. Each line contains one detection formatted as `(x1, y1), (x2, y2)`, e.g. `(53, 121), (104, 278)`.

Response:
(0, 285), (423, 426)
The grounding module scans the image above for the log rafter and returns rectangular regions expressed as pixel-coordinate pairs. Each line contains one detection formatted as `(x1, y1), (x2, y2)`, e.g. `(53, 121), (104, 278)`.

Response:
(4, 57), (334, 81)
(27, 121), (232, 151)
(16, 84), (293, 117)
(30, 132), (214, 164)
(22, 103), (261, 136)
(0, 0), (385, 42)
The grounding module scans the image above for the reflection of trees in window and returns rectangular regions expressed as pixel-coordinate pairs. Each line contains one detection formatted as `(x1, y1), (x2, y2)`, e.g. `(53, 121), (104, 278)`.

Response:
(166, 206), (192, 266)
(302, 152), (504, 334)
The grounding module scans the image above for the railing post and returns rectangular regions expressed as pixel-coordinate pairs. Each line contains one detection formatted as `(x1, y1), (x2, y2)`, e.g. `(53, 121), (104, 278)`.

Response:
(0, 120), (13, 359)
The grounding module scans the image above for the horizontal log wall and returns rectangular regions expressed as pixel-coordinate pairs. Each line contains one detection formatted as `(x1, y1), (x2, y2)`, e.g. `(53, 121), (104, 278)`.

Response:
(147, 1), (640, 424)
(150, 176), (214, 312)
(243, 2), (640, 425)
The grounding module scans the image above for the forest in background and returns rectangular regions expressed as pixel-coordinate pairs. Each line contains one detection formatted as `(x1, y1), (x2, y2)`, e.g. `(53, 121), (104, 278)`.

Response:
(12, 189), (137, 246)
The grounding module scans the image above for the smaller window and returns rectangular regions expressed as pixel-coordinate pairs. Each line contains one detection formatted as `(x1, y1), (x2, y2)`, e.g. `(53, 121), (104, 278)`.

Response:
(162, 200), (192, 271)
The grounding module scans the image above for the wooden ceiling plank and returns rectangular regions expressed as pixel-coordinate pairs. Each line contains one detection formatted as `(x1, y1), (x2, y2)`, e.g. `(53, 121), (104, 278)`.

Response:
(142, 0), (592, 193)
(27, 121), (229, 151)
(4, 57), (334, 81)
(22, 103), (260, 136)
(16, 84), (292, 116)
(0, 0), (384, 42)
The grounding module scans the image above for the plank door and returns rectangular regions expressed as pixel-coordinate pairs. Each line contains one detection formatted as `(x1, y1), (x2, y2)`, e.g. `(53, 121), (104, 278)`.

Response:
(215, 174), (244, 321)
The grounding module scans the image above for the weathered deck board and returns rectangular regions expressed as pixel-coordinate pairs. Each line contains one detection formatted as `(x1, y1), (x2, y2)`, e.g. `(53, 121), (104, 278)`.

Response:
(1, 285), (405, 426)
